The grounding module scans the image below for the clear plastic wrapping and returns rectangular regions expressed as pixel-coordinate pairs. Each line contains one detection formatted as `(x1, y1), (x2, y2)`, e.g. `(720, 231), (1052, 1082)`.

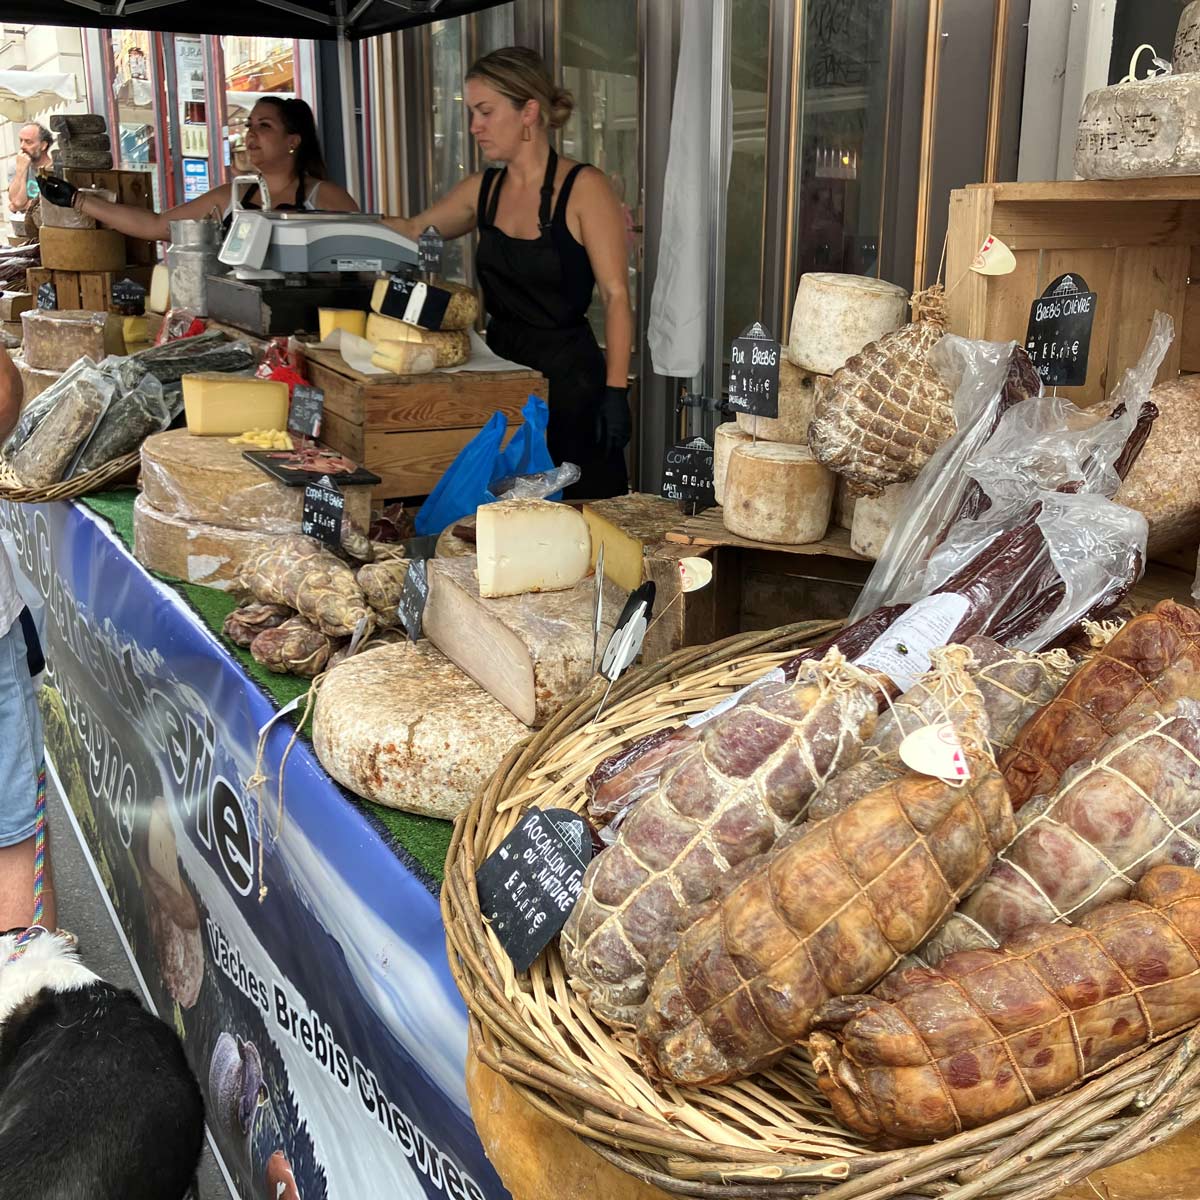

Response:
(9, 365), (114, 487)
(19, 308), (118, 372)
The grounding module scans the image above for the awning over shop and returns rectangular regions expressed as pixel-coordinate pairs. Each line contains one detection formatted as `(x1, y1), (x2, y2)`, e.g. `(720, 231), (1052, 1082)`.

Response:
(0, 69), (78, 122)
(0, 0), (508, 42)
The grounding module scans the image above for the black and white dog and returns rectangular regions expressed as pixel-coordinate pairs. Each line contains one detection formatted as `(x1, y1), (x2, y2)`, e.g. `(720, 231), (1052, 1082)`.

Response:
(0, 928), (205, 1200)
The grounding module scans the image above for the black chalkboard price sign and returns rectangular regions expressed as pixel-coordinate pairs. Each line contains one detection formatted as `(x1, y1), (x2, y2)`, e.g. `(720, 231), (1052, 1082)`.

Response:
(1024, 273), (1097, 388)
(727, 321), (781, 418)
(396, 557), (430, 642)
(301, 474), (344, 548)
(418, 225), (444, 277)
(475, 806), (597, 972)
(111, 277), (147, 315)
(36, 281), (56, 310)
(288, 384), (325, 439)
(660, 437), (715, 507)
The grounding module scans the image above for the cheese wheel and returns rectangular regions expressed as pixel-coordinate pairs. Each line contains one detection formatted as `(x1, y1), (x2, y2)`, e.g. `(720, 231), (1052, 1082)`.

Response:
(364, 313), (469, 367)
(140, 429), (373, 535)
(38, 226), (126, 272)
(369, 277), (479, 331)
(435, 514), (476, 558)
(713, 422), (752, 507)
(133, 494), (275, 591)
(1176, 1), (1200, 73)
(149, 264), (170, 314)
(312, 641), (527, 819)
(20, 308), (124, 371)
(722, 443), (834, 545)
(369, 339), (437, 375)
(850, 481), (913, 559)
(735, 360), (824, 445)
(14, 357), (61, 405)
(787, 272), (908, 375)
(832, 476), (859, 531)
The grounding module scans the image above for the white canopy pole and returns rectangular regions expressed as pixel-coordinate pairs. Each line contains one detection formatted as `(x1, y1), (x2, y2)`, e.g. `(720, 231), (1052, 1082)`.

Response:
(335, 0), (362, 202)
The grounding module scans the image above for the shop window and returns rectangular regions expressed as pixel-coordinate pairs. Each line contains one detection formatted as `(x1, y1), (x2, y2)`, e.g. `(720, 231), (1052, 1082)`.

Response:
(431, 19), (468, 282)
(474, 5), (516, 57)
(560, 0), (639, 350)
(222, 37), (298, 178)
(110, 30), (160, 207)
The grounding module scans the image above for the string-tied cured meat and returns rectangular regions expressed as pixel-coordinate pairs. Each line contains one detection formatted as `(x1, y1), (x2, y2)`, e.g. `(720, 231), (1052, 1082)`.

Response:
(811, 864), (1200, 1143)
(636, 704), (1015, 1085)
(562, 652), (880, 1027)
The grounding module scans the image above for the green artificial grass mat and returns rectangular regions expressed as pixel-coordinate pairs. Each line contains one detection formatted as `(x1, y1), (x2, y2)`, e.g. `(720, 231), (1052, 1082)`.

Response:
(78, 490), (454, 885)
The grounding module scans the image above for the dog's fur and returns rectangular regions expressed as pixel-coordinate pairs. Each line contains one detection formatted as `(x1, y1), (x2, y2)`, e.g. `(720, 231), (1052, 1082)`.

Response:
(0, 929), (205, 1200)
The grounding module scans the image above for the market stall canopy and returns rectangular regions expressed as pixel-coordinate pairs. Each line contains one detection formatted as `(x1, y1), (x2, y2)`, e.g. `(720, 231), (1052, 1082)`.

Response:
(0, 0), (509, 41)
(0, 70), (78, 122)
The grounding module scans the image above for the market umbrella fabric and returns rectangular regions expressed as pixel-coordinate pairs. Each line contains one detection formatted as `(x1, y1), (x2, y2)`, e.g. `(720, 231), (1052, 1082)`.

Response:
(0, 70), (77, 122)
(0, 0), (508, 41)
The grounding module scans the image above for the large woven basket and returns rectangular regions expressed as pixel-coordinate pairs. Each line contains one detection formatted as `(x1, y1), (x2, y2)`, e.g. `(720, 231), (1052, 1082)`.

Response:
(0, 451), (139, 503)
(443, 622), (1200, 1200)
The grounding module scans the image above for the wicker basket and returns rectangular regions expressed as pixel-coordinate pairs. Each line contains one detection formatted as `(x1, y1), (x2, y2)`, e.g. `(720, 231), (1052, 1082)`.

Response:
(443, 622), (1200, 1200)
(0, 451), (139, 503)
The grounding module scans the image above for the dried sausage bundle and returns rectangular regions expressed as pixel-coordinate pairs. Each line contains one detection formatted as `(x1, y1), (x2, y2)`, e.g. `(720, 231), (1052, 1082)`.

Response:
(811, 864), (1200, 1143)
(1000, 599), (1200, 810)
(637, 707), (1015, 1086)
(811, 638), (1073, 821)
(562, 653), (880, 1027)
(920, 701), (1200, 963)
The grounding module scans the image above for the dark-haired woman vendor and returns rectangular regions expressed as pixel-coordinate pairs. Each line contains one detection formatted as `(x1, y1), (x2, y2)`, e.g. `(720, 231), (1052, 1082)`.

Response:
(387, 47), (632, 499)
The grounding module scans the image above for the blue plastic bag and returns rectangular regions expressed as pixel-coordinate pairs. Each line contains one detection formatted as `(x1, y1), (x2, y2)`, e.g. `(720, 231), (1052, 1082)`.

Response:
(415, 396), (558, 535)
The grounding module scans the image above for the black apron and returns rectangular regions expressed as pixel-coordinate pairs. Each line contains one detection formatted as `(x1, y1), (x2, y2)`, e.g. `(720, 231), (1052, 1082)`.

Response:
(476, 149), (627, 499)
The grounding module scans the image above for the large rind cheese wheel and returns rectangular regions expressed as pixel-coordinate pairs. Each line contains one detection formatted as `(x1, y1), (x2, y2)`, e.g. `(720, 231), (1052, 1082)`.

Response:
(722, 443), (834, 545)
(787, 272), (908, 375)
(132, 494), (274, 591)
(850, 481), (913, 559)
(713, 422), (752, 507)
(735, 360), (825, 445)
(364, 313), (469, 367)
(312, 641), (526, 819)
(140, 429), (373, 535)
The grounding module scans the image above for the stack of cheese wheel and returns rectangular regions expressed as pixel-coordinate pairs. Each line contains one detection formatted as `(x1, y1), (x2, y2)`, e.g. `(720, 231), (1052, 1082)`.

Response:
(720, 272), (908, 545)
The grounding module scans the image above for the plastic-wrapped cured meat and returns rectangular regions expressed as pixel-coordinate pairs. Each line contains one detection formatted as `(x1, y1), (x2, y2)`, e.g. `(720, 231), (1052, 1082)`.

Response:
(1000, 599), (1200, 810)
(811, 638), (1073, 821)
(561, 652), (880, 1027)
(922, 700), (1200, 963)
(811, 864), (1200, 1144)
(637, 708), (1015, 1086)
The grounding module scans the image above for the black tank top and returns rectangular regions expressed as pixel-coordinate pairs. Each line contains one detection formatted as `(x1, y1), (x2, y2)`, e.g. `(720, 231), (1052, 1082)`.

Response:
(475, 149), (595, 331)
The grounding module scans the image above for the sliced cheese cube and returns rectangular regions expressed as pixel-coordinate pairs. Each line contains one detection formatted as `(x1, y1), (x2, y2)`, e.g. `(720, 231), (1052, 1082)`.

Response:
(582, 493), (680, 592)
(370, 339), (437, 375)
(182, 373), (289, 436)
(319, 308), (367, 340)
(723, 443), (834, 545)
(476, 499), (591, 598)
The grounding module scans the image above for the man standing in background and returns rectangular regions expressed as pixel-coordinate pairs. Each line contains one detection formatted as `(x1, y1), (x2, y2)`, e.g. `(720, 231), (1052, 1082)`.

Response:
(8, 123), (53, 215)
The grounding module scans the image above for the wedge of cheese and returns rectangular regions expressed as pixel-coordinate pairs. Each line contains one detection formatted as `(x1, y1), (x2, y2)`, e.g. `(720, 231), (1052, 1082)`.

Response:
(182, 373), (289, 436)
(318, 308), (367, 340)
(476, 500), (591, 598)
(364, 313), (469, 367)
(369, 339), (437, 375)
(582, 493), (681, 592)
(723, 443), (834, 545)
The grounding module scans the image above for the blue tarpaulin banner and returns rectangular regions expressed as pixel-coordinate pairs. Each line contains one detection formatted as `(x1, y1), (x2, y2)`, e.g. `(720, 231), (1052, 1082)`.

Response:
(0, 499), (506, 1200)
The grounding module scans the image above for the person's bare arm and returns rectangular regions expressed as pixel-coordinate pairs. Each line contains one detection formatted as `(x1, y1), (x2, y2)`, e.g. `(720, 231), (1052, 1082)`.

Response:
(384, 173), (481, 242)
(8, 154), (31, 214)
(79, 183), (233, 241)
(0, 348), (22, 442)
(313, 180), (359, 213)
(575, 169), (633, 387)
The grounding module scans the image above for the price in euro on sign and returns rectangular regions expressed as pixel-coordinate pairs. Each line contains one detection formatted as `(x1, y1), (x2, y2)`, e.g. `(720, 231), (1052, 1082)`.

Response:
(1024, 273), (1097, 388)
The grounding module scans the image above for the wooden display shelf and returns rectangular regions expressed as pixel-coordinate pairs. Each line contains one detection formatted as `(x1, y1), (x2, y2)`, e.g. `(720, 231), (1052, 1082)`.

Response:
(946, 177), (1200, 409)
(303, 345), (546, 500)
(665, 507), (867, 561)
(26, 264), (153, 312)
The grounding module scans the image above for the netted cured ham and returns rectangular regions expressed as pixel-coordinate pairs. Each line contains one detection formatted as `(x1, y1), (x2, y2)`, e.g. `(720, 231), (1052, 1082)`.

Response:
(811, 864), (1200, 1143)
(561, 653), (879, 1027)
(808, 287), (953, 495)
(810, 638), (1072, 822)
(919, 701), (1200, 963)
(636, 708), (1014, 1086)
(1000, 599), (1200, 810)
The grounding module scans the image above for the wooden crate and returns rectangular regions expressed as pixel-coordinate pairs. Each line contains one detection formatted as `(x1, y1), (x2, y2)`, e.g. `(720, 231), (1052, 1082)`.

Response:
(304, 346), (546, 500)
(26, 264), (154, 312)
(946, 179), (1200, 408)
(664, 509), (872, 639)
(63, 166), (158, 267)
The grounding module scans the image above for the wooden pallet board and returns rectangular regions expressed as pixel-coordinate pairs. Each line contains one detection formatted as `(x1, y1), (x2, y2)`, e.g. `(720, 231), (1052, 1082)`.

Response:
(664, 507), (868, 561)
(26, 264), (154, 312)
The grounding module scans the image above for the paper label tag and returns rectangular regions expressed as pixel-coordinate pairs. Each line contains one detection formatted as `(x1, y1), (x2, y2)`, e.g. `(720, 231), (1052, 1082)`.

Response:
(898, 722), (971, 782)
(331, 256), (383, 272)
(403, 281), (429, 326)
(678, 557), (713, 593)
(475, 807), (595, 972)
(684, 667), (786, 728)
(853, 593), (970, 691)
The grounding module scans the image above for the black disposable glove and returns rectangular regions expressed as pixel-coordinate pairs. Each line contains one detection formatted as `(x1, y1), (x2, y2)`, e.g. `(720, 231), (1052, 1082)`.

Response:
(595, 385), (632, 455)
(37, 174), (78, 208)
